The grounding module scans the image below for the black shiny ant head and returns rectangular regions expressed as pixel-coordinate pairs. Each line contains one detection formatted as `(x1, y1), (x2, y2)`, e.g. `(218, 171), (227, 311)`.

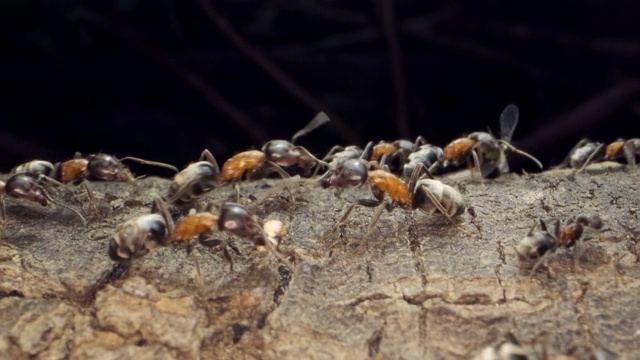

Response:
(218, 202), (261, 240)
(469, 131), (501, 158)
(263, 140), (322, 169)
(319, 158), (368, 189)
(87, 154), (132, 182)
(262, 140), (298, 166)
(4, 174), (49, 206)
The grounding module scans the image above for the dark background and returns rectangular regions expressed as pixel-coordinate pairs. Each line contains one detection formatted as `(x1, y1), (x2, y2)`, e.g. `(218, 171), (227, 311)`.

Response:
(2, 0), (640, 175)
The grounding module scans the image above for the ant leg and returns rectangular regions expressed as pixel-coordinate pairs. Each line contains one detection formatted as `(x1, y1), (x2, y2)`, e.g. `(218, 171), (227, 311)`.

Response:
(528, 250), (555, 278)
(81, 181), (99, 216)
(0, 197), (6, 240)
(325, 198), (381, 239)
(408, 162), (429, 194)
(311, 145), (343, 177)
(360, 201), (395, 251)
(265, 161), (295, 204)
(41, 187), (86, 226)
(120, 156), (179, 173)
(427, 161), (440, 175)
(572, 241), (583, 271)
(218, 241), (234, 272)
(470, 149), (483, 180)
(412, 135), (427, 152)
(186, 243), (205, 290)
(321, 145), (344, 162)
(622, 140), (637, 166)
(297, 146), (333, 170)
(556, 139), (590, 169)
(153, 197), (174, 238)
(419, 186), (468, 234)
(234, 183), (241, 203)
(360, 141), (375, 161)
(36, 175), (74, 194)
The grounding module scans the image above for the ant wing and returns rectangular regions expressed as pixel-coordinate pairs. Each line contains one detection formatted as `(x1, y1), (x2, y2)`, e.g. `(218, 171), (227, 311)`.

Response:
(499, 104), (519, 142)
(291, 111), (331, 144)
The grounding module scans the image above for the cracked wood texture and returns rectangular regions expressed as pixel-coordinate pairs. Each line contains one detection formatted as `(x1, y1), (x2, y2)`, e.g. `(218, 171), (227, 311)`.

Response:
(1, 162), (639, 359)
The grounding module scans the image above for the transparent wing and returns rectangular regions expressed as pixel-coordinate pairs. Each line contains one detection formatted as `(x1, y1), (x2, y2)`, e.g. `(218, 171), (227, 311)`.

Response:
(291, 111), (331, 144)
(500, 104), (519, 142)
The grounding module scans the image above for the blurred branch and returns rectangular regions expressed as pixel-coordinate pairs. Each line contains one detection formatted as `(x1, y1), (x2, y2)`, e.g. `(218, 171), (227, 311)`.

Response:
(270, 2), (369, 26)
(77, 8), (269, 145)
(520, 80), (640, 153)
(376, 0), (410, 138)
(484, 23), (640, 59)
(273, 26), (380, 56)
(196, 0), (361, 145)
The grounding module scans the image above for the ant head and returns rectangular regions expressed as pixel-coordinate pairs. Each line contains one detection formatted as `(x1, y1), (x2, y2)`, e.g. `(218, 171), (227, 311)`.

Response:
(5, 174), (49, 206)
(87, 154), (133, 182)
(218, 203), (261, 239)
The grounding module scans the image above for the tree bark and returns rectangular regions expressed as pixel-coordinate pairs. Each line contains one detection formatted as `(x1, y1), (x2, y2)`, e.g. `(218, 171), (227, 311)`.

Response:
(1, 163), (639, 359)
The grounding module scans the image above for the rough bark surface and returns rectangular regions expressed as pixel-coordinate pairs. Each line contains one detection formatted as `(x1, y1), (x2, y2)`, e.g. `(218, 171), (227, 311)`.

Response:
(1, 163), (639, 359)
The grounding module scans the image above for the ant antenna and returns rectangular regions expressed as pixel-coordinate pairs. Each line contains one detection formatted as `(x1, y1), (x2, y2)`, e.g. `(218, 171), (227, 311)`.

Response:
(120, 157), (179, 173)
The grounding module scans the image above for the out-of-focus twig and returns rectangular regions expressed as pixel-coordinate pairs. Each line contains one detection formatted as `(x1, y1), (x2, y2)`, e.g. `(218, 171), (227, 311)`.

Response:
(195, 0), (361, 145)
(270, 2), (369, 26)
(484, 23), (640, 59)
(77, 8), (269, 145)
(376, 0), (410, 138)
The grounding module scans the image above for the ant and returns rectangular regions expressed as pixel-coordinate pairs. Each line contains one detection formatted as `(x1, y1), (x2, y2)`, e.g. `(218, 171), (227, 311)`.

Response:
(14, 153), (178, 212)
(473, 334), (536, 360)
(109, 199), (289, 286)
(368, 136), (427, 174)
(166, 149), (220, 206)
(402, 143), (444, 179)
(604, 138), (640, 165)
(321, 144), (366, 169)
(218, 112), (332, 184)
(442, 104), (543, 178)
(14, 153), (178, 184)
(320, 156), (466, 251)
(311, 141), (373, 177)
(216, 112), (332, 204)
(108, 197), (174, 262)
(559, 138), (640, 173)
(170, 202), (286, 260)
(1, 173), (86, 239)
(556, 139), (605, 172)
(515, 214), (603, 275)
